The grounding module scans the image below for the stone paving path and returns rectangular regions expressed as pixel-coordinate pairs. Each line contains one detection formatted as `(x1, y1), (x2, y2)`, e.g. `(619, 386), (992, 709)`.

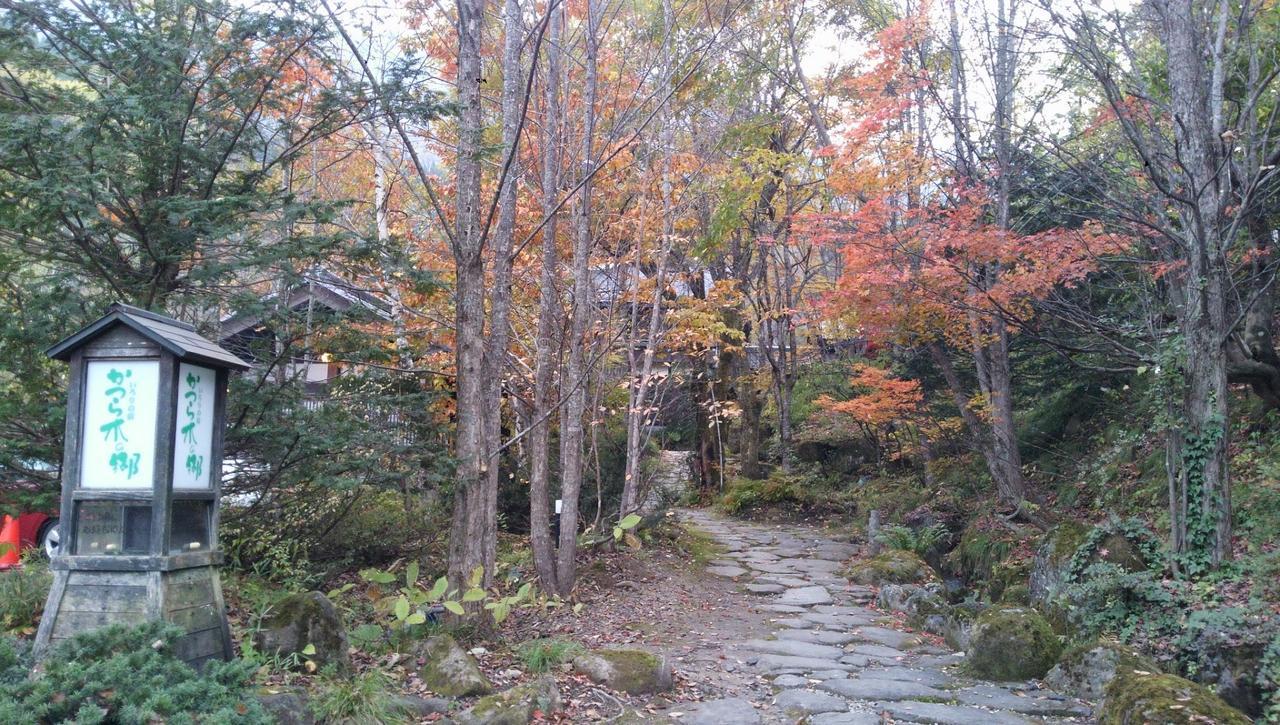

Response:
(672, 509), (1094, 725)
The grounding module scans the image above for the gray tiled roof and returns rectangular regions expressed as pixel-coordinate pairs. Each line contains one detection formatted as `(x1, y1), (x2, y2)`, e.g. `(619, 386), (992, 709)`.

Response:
(47, 303), (251, 370)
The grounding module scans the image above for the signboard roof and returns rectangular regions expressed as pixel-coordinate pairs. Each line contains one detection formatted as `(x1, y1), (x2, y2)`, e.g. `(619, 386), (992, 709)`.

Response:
(47, 303), (250, 370)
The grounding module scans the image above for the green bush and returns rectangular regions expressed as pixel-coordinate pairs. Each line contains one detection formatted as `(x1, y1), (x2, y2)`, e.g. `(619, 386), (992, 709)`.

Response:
(877, 523), (949, 558)
(515, 638), (584, 672)
(720, 472), (803, 514)
(0, 552), (52, 634)
(0, 621), (269, 724)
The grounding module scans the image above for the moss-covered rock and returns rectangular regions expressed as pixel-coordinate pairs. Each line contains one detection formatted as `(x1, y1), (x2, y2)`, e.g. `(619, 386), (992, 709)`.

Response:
(1100, 671), (1251, 725)
(413, 634), (493, 697)
(1028, 521), (1089, 607)
(1044, 640), (1161, 701)
(999, 583), (1030, 605)
(846, 549), (937, 586)
(965, 606), (1062, 680)
(252, 591), (350, 673)
(455, 675), (561, 725)
(572, 648), (673, 694)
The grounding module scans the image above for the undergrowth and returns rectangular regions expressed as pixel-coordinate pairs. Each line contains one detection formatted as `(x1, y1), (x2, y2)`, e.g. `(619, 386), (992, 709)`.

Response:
(515, 638), (584, 672)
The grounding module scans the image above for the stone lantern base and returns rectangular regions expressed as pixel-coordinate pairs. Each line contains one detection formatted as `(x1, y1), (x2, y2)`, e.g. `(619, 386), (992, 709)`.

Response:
(35, 564), (232, 668)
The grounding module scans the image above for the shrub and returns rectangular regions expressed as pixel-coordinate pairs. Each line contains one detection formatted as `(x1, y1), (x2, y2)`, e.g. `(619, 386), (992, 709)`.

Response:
(311, 669), (409, 724)
(0, 621), (269, 724)
(877, 523), (949, 558)
(0, 552), (52, 634)
(515, 638), (584, 672)
(720, 472), (804, 515)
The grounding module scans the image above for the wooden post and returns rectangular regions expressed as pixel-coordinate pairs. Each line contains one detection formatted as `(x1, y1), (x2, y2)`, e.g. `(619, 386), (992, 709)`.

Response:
(868, 509), (882, 555)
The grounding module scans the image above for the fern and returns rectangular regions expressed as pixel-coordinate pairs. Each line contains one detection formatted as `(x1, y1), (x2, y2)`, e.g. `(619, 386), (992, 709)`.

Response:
(877, 523), (948, 557)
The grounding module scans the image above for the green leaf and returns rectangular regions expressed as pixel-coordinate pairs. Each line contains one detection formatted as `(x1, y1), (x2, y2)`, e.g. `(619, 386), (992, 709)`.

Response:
(360, 568), (396, 584)
(572, 603), (584, 615)
(404, 611), (427, 625)
(301, 643), (316, 656)
(462, 587), (486, 603)
(619, 513), (642, 530)
(491, 602), (510, 624)
(394, 595), (410, 621)
(469, 565), (485, 588)
(516, 583), (532, 601)
(350, 624), (383, 644)
(405, 561), (420, 588)
(443, 600), (465, 616)
(428, 575), (449, 600)
(613, 526), (624, 541)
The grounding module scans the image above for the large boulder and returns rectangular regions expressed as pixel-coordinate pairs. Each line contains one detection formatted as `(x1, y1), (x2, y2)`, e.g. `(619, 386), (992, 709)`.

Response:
(256, 688), (315, 725)
(455, 675), (561, 725)
(1028, 521), (1089, 607)
(966, 606), (1062, 680)
(252, 591), (350, 673)
(572, 648), (673, 694)
(1044, 640), (1161, 701)
(846, 549), (936, 586)
(1177, 608), (1278, 717)
(413, 634), (493, 697)
(1100, 671), (1251, 724)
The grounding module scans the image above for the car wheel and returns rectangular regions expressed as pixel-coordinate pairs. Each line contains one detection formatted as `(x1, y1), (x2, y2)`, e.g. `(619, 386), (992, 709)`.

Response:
(39, 519), (60, 558)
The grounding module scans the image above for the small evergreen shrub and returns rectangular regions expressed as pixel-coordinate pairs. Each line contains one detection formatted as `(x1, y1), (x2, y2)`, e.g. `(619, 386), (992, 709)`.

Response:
(0, 621), (269, 724)
(515, 638), (584, 672)
(720, 473), (804, 514)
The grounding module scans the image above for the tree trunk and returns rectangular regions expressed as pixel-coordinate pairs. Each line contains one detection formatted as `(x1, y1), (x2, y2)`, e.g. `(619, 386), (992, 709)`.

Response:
(555, 0), (600, 596)
(1159, 0), (1233, 566)
(447, 0), (492, 595)
(528, 0), (564, 594)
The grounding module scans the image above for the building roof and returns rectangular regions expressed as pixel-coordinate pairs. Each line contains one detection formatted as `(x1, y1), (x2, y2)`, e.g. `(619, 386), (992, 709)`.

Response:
(219, 268), (393, 339)
(47, 303), (251, 370)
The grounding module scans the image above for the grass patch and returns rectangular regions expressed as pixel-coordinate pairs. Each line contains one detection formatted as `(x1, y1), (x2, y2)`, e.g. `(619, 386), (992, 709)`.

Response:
(515, 638), (584, 672)
(312, 669), (409, 724)
(0, 552), (51, 634)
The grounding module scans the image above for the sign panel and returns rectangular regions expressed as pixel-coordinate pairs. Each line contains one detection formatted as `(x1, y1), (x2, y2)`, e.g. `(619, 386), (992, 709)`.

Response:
(172, 363), (215, 489)
(80, 360), (159, 489)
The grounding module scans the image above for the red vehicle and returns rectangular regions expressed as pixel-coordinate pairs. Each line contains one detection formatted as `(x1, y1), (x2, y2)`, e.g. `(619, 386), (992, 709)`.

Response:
(0, 512), (59, 566)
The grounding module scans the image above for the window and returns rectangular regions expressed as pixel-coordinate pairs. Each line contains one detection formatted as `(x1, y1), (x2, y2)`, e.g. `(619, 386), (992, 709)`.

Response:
(170, 500), (210, 554)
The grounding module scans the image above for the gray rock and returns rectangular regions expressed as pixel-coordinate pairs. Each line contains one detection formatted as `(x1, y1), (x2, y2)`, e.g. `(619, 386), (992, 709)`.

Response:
(253, 591), (350, 673)
(454, 675), (561, 725)
(414, 634), (493, 697)
(1043, 641), (1160, 701)
(708, 565), (749, 578)
(951, 684), (1091, 717)
(772, 674), (809, 688)
(811, 669), (850, 680)
(745, 583), (784, 594)
(807, 712), (883, 725)
(804, 612), (881, 628)
(757, 604), (809, 613)
(572, 648), (673, 694)
(740, 638), (845, 660)
(845, 644), (906, 658)
(779, 585), (833, 606)
(754, 654), (856, 673)
(391, 695), (451, 718)
(849, 626), (923, 650)
(679, 697), (761, 725)
(818, 678), (946, 701)
(872, 701), (1034, 725)
(855, 666), (955, 688)
(778, 629), (857, 646)
(774, 688), (850, 714)
(257, 689), (315, 725)
(774, 617), (815, 629)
